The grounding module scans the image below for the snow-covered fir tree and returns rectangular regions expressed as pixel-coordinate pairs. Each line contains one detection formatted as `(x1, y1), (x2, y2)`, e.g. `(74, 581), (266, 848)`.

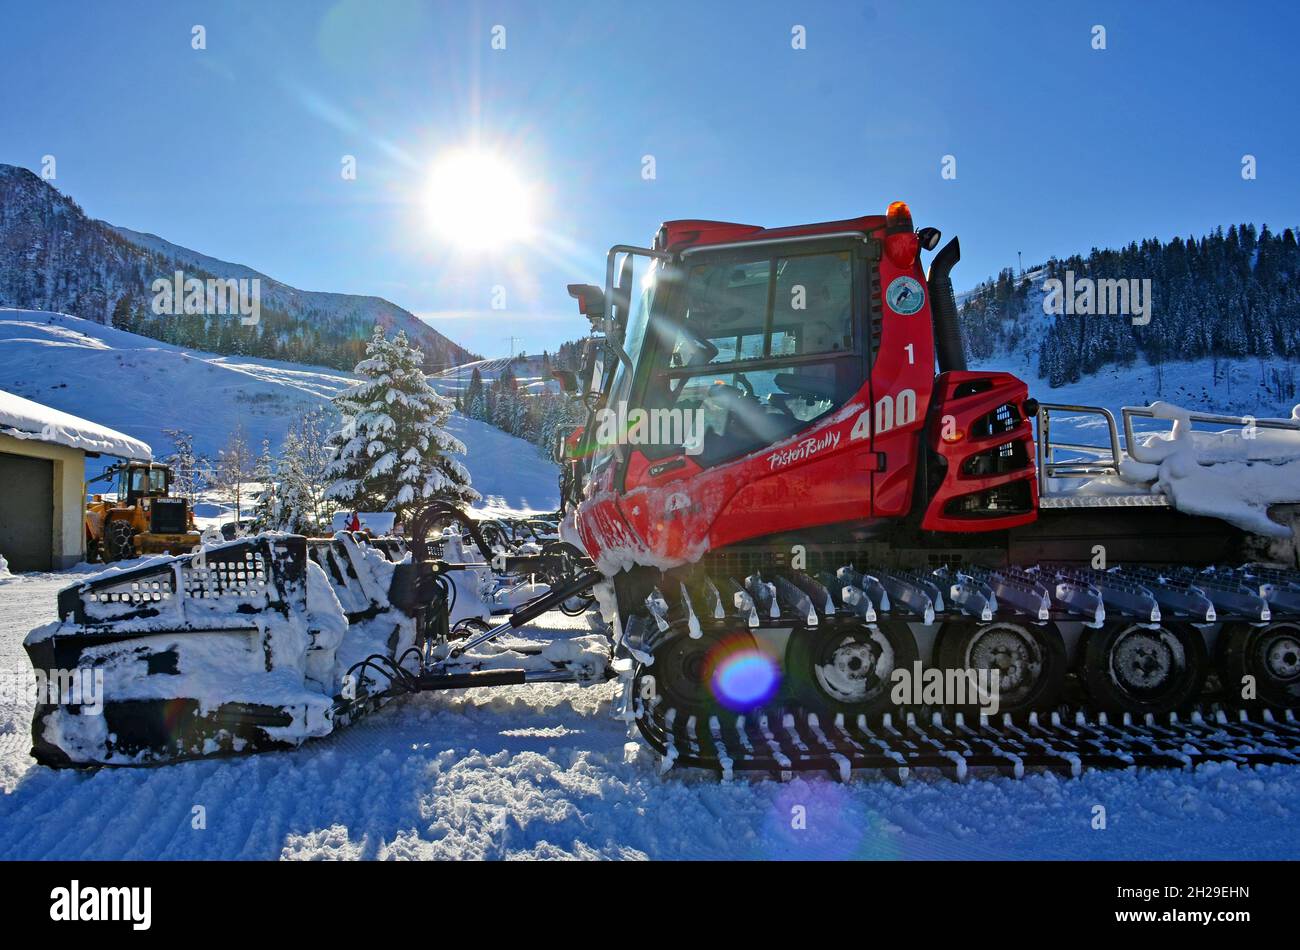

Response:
(324, 326), (478, 521)
(250, 440), (281, 531)
(464, 367), (486, 421)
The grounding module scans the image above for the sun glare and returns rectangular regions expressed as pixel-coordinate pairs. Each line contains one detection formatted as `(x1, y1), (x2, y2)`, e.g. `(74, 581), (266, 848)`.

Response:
(424, 148), (535, 251)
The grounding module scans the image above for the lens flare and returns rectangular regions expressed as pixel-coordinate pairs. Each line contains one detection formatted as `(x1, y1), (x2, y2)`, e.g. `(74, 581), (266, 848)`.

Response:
(709, 647), (780, 711)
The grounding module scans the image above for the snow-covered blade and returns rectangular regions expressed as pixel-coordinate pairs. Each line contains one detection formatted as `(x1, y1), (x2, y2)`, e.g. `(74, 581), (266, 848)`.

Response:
(24, 533), (418, 767)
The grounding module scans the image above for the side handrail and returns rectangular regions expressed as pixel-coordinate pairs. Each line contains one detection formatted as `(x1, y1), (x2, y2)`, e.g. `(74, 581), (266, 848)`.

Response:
(1035, 403), (1123, 498)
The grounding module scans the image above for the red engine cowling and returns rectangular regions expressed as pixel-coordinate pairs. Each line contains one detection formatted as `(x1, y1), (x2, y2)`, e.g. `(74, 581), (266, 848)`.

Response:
(920, 370), (1038, 532)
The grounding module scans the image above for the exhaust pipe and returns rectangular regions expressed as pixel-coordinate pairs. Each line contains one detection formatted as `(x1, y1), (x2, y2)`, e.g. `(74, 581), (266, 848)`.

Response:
(927, 236), (966, 373)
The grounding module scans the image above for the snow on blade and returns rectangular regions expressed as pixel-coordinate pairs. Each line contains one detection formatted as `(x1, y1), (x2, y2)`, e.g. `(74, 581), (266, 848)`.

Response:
(1097, 401), (1300, 537)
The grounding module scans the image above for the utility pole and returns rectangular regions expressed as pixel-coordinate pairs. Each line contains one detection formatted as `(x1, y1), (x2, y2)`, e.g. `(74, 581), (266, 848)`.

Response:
(503, 336), (520, 360)
(1018, 251), (1023, 277)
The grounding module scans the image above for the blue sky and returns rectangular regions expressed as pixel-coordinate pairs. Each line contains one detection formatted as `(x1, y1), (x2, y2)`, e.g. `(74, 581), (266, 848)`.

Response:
(2, 0), (1297, 358)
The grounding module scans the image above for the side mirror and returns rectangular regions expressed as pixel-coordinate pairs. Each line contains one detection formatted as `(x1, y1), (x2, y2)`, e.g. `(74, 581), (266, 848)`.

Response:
(551, 427), (572, 464)
(613, 255), (634, 325)
(551, 369), (579, 394)
(567, 284), (605, 322)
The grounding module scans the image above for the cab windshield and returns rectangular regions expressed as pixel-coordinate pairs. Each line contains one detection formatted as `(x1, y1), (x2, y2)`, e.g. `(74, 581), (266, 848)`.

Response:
(119, 466), (167, 496)
(609, 261), (660, 405)
(630, 245), (861, 465)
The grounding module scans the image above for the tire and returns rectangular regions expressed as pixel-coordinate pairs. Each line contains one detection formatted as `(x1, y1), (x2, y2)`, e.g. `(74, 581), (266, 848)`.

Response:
(642, 628), (772, 716)
(1219, 621), (1300, 710)
(935, 620), (1066, 716)
(1082, 622), (1207, 715)
(785, 621), (919, 718)
(560, 595), (596, 616)
(106, 519), (137, 562)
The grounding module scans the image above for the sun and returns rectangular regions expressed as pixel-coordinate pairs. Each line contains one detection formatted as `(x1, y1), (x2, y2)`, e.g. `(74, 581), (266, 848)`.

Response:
(423, 148), (535, 251)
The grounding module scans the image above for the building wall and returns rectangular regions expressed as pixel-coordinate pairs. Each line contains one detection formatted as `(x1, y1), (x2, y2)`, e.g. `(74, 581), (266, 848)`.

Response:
(0, 432), (85, 569)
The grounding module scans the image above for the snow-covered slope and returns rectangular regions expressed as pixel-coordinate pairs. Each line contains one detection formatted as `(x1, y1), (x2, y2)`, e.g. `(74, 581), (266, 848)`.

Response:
(444, 413), (559, 516)
(429, 354), (561, 400)
(0, 308), (557, 513)
(0, 307), (352, 465)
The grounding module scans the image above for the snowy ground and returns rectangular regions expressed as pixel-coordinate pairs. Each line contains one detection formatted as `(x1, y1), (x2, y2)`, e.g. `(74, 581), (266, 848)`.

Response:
(3, 566), (1300, 860)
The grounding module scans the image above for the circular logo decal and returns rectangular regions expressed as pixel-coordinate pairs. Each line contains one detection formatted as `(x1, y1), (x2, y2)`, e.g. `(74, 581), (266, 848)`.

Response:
(886, 276), (925, 315)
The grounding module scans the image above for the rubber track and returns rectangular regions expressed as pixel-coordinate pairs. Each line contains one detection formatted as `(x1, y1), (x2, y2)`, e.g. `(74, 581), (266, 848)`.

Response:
(633, 703), (1300, 780)
(626, 561), (1300, 778)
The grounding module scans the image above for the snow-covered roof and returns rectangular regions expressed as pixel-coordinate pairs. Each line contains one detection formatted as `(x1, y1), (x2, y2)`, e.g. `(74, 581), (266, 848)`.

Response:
(0, 389), (151, 459)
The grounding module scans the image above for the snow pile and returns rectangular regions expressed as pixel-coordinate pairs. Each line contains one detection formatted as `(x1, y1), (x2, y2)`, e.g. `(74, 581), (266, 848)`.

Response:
(0, 553), (9, 577)
(1111, 402), (1300, 536)
(0, 387), (150, 459)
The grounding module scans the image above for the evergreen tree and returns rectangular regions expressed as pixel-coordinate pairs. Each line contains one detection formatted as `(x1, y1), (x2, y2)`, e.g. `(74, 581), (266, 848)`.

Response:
(110, 294), (133, 331)
(250, 439), (280, 531)
(464, 367), (486, 421)
(324, 326), (478, 521)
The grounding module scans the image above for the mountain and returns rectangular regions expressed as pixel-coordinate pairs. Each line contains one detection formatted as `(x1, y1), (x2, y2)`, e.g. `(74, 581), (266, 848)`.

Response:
(959, 224), (1300, 415)
(0, 164), (478, 371)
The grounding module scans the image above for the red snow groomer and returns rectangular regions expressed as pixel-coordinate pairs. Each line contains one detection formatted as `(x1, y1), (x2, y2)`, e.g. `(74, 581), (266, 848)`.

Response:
(556, 202), (1300, 776)
(27, 202), (1300, 778)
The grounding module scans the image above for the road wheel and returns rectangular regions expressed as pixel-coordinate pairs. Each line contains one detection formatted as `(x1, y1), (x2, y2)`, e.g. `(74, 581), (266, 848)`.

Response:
(1219, 621), (1300, 710)
(935, 620), (1066, 716)
(640, 628), (773, 717)
(1082, 622), (1207, 715)
(786, 621), (918, 719)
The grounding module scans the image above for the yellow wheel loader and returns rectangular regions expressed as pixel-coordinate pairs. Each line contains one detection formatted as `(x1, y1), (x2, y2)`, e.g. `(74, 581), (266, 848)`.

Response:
(85, 461), (200, 562)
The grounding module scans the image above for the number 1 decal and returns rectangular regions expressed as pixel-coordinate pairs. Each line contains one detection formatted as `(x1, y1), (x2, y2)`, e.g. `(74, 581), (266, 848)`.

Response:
(904, 343), (914, 365)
